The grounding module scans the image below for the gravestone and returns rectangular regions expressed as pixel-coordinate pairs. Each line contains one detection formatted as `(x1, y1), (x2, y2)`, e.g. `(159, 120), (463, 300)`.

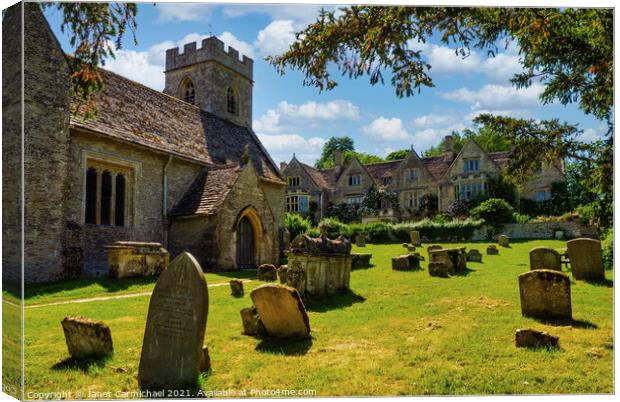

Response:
(355, 233), (366, 247)
(429, 248), (466, 272)
(61, 316), (113, 359)
(230, 279), (244, 296)
(518, 269), (571, 320)
(250, 284), (310, 339)
(286, 260), (307, 295)
(529, 247), (561, 271)
(138, 252), (209, 389)
(409, 231), (422, 246)
(351, 253), (372, 270)
(427, 245), (442, 260)
(240, 306), (265, 337)
(566, 238), (605, 280)
(466, 249), (482, 263)
(392, 255), (410, 271)
(428, 261), (451, 278)
(498, 235), (510, 247)
(257, 264), (278, 281)
(278, 265), (288, 284)
(487, 245), (499, 255)
(515, 328), (559, 349)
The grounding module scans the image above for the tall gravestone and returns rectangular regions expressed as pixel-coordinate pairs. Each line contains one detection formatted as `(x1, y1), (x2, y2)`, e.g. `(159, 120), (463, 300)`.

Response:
(409, 231), (422, 246)
(529, 247), (561, 271)
(566, 238), (605, 280)
(138, 252), (209, 389)
(518, 269), (571, 320)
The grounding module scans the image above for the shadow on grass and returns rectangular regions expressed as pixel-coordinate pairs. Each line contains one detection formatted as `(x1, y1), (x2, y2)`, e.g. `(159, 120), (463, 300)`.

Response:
(453, 267), (476, 277)
(51, 355), (111, 372)
(25, 276), (159, 300)
(584, 277), (613, 288)
(139, 375), (206, 398)
(208, 269), (257, 280)
(534, 317), (598, 329)
(351, 264), (376, 271)
(255, 337), (313, 356)
(304, 289), (366, 312)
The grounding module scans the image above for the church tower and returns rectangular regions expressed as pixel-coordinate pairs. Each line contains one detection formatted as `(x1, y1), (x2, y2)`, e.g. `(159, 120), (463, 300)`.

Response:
(163, 37), (253, 128)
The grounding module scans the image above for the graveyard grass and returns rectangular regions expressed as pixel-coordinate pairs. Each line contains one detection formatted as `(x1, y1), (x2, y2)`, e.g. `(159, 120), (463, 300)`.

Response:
(20, 240), (613, 396)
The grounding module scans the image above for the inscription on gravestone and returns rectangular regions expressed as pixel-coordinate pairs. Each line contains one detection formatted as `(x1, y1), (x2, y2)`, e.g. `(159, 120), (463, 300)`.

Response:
(138, 252), (209, 389)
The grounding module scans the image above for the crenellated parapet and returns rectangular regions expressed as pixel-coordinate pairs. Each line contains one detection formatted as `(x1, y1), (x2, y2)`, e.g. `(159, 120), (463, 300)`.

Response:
(165, 36), (253, 80)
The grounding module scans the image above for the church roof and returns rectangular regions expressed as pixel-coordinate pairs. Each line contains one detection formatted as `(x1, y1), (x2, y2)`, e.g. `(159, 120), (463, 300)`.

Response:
(169, 165), (242, 216)
(69, 68), (283, 183)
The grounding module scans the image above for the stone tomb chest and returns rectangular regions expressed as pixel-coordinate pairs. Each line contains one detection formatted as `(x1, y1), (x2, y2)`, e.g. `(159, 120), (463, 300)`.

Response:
(105, 241), (169, 278)
(287, 234), (353, 298)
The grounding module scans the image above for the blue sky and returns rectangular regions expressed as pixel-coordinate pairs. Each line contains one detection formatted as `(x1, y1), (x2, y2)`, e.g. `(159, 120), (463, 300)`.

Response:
(44, 2), (607, 166)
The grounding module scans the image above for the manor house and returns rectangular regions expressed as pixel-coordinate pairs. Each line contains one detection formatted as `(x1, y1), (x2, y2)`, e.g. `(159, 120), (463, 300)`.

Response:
(281, 136), (566, 222)
(3, 4), (285, 283)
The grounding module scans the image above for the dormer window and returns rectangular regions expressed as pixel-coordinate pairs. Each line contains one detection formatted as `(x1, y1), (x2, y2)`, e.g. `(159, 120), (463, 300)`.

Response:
(464, 159), (480, 173)
(181, 78), (195, 105)
(287, 176), (300, 187)
(227, 87), (238, 115)
(348, 174), (361, 186)
(405, 168), (420, 182)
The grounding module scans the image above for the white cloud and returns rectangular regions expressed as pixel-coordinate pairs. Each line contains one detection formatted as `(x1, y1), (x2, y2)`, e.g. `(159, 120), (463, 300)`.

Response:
(156, 4), (213, 23)
(579, 123), (608, 143)
(218, 32), (255, 59)
(412, 113), (459, 128)
(362, 117), (412, 142)
(105, 48), (166, 90)
(440, 83), (545, 111)
(255, 20), (296, 57)
(222, 5), (331, 26)
(253, 100), (360, 134)
(257, 133), (326, 165)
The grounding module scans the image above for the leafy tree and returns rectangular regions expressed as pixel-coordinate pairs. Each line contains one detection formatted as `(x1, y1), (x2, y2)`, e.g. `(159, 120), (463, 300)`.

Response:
(314, 136), (354, 168)
(423, 126), (512, 157)
(423, 131), (466, 157)
(470, 198), (516, 225)
(343, 150), (384, 166)
(40, 2), (138, 119)
(386, 149), (409, 160)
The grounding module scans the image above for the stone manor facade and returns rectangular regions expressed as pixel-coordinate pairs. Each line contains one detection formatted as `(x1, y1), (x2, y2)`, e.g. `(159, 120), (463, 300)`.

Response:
(2, 3), (285, 283)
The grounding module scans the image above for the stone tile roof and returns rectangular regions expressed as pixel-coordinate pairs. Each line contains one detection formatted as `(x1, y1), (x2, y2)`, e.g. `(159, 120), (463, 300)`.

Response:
(421, 155), (455, 181)
(300, 162), (339, 189)
(364, 160), (403, 183)
(169, 165), (241, 216)
(488, 151), (512, 169)
(69, 67), (283, 183)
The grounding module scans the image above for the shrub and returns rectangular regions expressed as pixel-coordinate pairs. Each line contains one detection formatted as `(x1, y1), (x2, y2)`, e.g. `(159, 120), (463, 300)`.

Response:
(446, 200), (469, 218)
(317, 217), (348, 239)
(470, 198), (516, 225)
(601, 228), (613, 271)
(512, 212), (531, 224)
(284, 213), (312, 240)
(364, 222), (391, 243)
(392, 219), (484, 242)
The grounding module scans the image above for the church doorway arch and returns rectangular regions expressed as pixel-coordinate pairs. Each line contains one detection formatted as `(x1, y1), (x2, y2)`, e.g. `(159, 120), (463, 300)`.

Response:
(235, 207), (262, 269)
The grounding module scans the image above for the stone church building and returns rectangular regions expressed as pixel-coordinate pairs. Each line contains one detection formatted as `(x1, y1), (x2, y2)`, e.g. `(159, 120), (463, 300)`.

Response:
(3, 4), (285, 283)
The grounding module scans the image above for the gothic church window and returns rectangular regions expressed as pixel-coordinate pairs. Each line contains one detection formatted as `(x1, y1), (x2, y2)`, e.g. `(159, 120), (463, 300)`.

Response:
(85, 168), (98, 224)
(227, 86), (238, 115)
(84, 161), (132, 227)
(181, 78), (195, 105)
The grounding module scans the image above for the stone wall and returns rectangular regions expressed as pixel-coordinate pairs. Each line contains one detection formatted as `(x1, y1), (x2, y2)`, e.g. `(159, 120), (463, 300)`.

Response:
(471, 222), (597, 241)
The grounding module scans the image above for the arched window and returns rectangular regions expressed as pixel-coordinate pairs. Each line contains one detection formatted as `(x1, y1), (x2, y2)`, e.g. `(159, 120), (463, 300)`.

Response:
(85, 167), (98, 224)
(226, 86), (238, 115)
(181, 78), (195, 105)
(115, 174), (126, 227)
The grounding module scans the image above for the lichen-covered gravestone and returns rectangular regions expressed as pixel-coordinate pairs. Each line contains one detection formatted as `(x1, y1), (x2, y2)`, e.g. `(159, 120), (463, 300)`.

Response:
(61, 316), (113, 359)
(409, 231), (422, 246)
(355, 233), (366, 247)
(487, 245), (499, 255)
(498, 235), (510, 247)
(230, 279), (244, 296)
(466, 249), (482, 263)
(278, 265), (288, 284)
(250, 284), (310, 339)
(518, 269), (571, 320)
(257, 264), (278, 281)
(428, 261), (451, 278)
(566, 238), (604, 280)
(529, 247), (561, 271)
(138, 252), (209, 389)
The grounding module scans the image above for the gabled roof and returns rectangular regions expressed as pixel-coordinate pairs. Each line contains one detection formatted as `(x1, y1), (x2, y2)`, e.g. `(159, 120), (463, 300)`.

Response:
(364, 160), (402, 183)
(422, 155), (454, 180)
(488, 151), (512, 170)
(299, 162), (339, 189)
(169, 165), (242, 216)
(70, 67), (283, 183)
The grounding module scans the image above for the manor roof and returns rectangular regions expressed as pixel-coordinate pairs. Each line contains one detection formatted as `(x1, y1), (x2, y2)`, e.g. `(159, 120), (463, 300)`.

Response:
(169, 164), (242, 216)
(69, 68), (283, 183)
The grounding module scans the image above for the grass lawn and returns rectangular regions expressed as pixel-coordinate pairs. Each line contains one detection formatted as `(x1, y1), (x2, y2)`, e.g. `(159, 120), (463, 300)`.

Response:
(17, 240), (613, 397)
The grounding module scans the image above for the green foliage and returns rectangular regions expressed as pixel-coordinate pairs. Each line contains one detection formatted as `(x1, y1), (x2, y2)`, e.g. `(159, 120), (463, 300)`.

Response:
(317, 217), (349, 239)
(470, 198), (516, 225)
(423, 126), (513, 157)
(446, 200), (469, 219)
(284, 213), (312, 239)
(386, 149), (409, 160)
(360, 185), (399, 216)
(41, 2), (138, 119)
(344, 150), (385, 166)
(363, 222), (392, 243)
(325, 202), (360, 223)
(601, 228), (613, 271)
(314, 136), (355, 168)
(423, 131), (467, 157)
(392, 219), (485, 242)
(512, 212), (531, 224)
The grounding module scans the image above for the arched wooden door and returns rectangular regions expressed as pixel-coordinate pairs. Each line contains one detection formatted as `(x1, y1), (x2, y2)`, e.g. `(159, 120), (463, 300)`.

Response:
(236, 216), (256, 269)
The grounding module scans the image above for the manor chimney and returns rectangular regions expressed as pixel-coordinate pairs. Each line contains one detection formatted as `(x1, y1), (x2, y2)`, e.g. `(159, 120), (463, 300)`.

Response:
(334, 150), (344, 167)
(280, 162), (288, 172)
(443, 135), (455, 161)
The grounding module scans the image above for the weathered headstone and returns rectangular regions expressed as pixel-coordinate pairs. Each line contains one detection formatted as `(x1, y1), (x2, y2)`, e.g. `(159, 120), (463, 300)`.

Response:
(566, 238), (605, 280)
(409, 231), (422, 246)
(61, 316), (113, 359)
(429, 248), (466, 272)
(498, 235), (510, 247)
(278, 265), (288, 284)
(529, 247), (561, 271)
(240, 306), (265, 336)
(351, 253), (372, 270)
(466, 249), (482, 263)
(355, 233), (366, 247)
(428, 261), (451, 278)
(392, 255), (410, 271)
(250, 284), (310, 339)
(138, 252), (209, 389)
(257, 264), (278, 281)
(230, 279), (244, 296)
(515, 328), (559, 349)
(518, 269), (571, 320)
(487, 245), (499, 255)
(427, 245), (442, 260)
(286, 260), (307, 295)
